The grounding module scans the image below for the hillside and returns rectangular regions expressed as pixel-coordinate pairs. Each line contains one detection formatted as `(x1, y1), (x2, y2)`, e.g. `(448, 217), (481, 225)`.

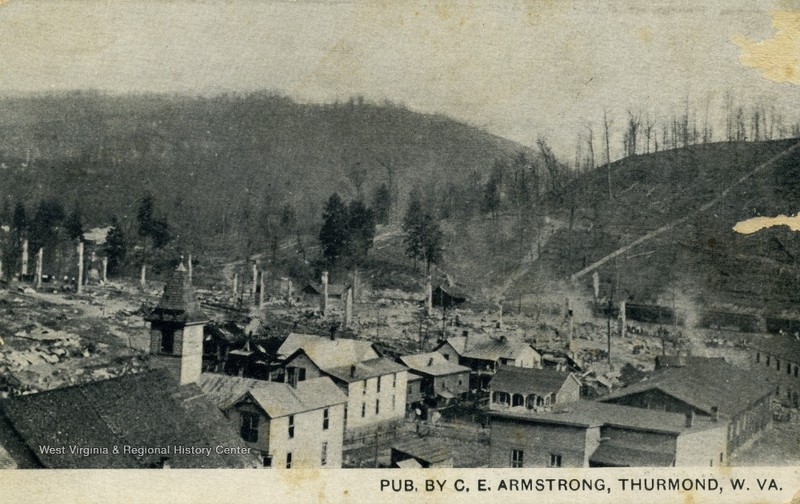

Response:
(0, 91), (532, 249)
(527, 138), (800, 315)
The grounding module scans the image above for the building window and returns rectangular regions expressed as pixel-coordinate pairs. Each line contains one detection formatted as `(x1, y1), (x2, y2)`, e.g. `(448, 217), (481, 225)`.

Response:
(361, 402), (366, 417)
(240, 412), (259, 443)
(288, 415), (295, 439)
(323, 408), (329, 430)
(321, 442), (328, 466)
(262, 454), (272, 468)
(443, 353), (450, 361)
(286, 452), (292, 469)
(549, 453), (562, 467)
(720, 452), (724, 463)
(777, 359), (781, 371)
(392, 395), (396, 410)
(376, 399), (380, 415)
(363, 380), (367, 395)
(377, 376), (381, 393)
(408, 385), (413, 396)
(393, 373), (397, 388)
(287, 367), (306, 387)
(795, 365), (799, 378)
(788, 363), (792, 375)
(756, 352), (760, 363)
(458, 377), (463, 386)
(161, 328), (175, 354)
(767, 356), (771, 366)
(511, 449), (524, 468)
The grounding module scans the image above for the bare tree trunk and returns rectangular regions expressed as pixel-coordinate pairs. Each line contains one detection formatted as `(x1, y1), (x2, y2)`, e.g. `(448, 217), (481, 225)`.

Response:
(604, 111), (612, 200)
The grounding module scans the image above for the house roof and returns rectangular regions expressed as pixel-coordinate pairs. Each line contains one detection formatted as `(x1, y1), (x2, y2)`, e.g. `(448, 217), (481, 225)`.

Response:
(749, 334), (800, 363)
(278, 333), (379, 370)
(589, 442), (675, 467)
(235, 377), (347, 419)
(0, 369), (259, 468)
(325, 358), (407, 384)
(391, 437), (452, 465)
(489, 365), (578, 396)
(490, 400), (721, 435)
(441, 335), (536, 363)
(145, 262), (208, 324)
(398, 352), (470, 377)
(598, 358), (774, 418)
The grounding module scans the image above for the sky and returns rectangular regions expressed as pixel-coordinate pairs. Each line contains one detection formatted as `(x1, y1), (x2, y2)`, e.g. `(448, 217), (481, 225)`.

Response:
(0, 0), (798, 158)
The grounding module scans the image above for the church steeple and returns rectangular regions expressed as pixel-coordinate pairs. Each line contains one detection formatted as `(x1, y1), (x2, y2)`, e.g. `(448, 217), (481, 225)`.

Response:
(145, 260), (208, 384)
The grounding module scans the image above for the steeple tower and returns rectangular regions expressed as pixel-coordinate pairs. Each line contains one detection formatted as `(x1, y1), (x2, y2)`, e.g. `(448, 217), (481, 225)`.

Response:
(144, 260), (208, 384)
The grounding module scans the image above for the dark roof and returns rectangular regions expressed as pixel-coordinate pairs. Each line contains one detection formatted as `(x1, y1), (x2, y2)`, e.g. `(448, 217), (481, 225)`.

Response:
(655, 355), (726, 369)
(398, 352), (470, 377)
(490, 400), (722, 435)
(598, 358), (773, 418)
(391, 437), (452, 464)
(749, 334), (800, 363)
(589, 442), (675, 467)
(0, 369), (259, 468)
(326, 358), (407, 384)
(145, 263), (208, 324)
(302, 282), (350, 297)
(489, 365), (578, 396)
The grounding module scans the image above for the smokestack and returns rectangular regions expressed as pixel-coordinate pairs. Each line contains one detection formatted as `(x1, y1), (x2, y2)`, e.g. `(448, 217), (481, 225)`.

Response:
(425, 275), (432, 317)
(259, 269), (265, 309)
(187, 254), (192, 283)
(101, 257), (108, 284)
(252, 261), (258, 299)
(21, 238), (28, 277)
(232, 273), (238, 297)
(35, 248), (43, 289)
(711, 406), (719, 422)
(685, 410), (695, 428)
(321, 271), (329, 316)
(76, 241), (84, 294)
(344, 286), (353, 328)
(620, 300), (627, 339)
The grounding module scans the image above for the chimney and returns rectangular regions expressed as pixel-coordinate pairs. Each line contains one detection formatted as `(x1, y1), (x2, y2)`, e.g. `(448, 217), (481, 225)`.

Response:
(344, 286), (353, 328)
(21, 238), (28, 277)
(321, 271), (329, 316)
(685, 410), (695, 428)
(350, 364), (356, 378)
(252, 261), (258, 300)
(425, 275), (432, 317)
(35, 247), (43, 289)
(711, 406), (719, 422)
(259, 269), (265, 309)
(76, 241), (84, 294)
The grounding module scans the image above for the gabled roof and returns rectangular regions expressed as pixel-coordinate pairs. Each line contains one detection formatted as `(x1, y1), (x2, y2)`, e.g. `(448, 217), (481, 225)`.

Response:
(598, 359), (773, 418)
(232, 377), (346, 418)
(0, 369), (259, 468)
(490, 400), (721, 435)
(278, 333), (379, 370)
(440, 335), (536, 362)
(145, 262), (207, 324)
(325, 358), (407, 384)
(398, 352), (470, 377)
(489, 365), (579, 396)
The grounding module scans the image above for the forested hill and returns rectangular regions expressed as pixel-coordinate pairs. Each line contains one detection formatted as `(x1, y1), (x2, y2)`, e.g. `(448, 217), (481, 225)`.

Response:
(0, 92), (532, 248)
